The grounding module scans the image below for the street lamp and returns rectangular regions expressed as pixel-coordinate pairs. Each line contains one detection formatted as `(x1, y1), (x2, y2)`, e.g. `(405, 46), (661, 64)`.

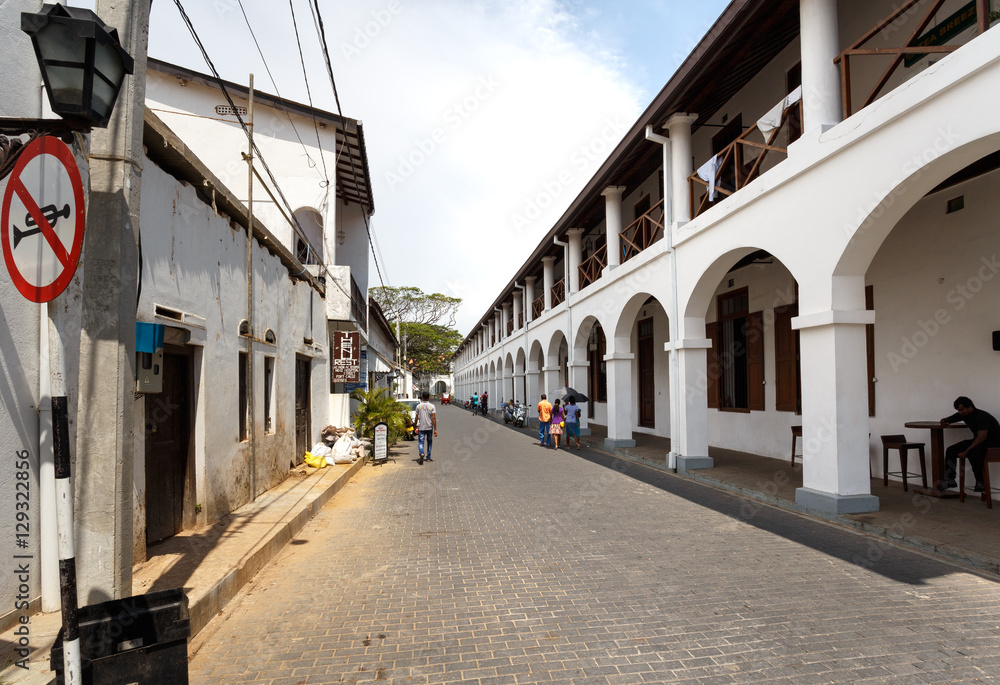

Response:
(0, 4), (134, 179)
(22, 3), (134, 128)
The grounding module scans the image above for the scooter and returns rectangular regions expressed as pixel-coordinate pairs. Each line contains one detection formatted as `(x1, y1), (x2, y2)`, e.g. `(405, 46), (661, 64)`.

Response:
(512, 402), (528, 428)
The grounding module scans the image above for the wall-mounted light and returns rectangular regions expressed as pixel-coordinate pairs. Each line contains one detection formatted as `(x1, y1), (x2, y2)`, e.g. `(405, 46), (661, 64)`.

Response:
(337, 228), (346, 245)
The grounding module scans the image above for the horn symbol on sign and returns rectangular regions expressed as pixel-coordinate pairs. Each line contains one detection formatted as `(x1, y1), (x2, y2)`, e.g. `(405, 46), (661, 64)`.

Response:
(12, 204), (71, 249)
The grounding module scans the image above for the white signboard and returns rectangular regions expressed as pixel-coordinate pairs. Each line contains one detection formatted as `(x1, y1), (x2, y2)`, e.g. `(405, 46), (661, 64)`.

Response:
(373, 422), (388, 463)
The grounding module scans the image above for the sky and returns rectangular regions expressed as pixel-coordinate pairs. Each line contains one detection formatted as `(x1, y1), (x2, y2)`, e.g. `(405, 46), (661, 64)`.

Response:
(132, 0), (730, 335)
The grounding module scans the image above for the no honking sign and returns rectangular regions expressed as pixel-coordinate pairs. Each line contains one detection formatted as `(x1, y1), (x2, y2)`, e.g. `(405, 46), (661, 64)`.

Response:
(1, 136), (85, 303)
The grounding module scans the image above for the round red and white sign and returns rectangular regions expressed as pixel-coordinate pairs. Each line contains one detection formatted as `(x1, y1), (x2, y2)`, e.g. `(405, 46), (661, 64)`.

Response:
(1, 136), (86, 303)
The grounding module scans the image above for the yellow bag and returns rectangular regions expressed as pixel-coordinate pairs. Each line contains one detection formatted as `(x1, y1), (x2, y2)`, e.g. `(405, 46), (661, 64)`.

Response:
(303, 451), (326, 469)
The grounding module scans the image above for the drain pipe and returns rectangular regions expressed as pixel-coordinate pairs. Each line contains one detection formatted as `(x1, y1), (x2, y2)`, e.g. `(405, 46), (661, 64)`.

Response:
(645, 125), (680, 471)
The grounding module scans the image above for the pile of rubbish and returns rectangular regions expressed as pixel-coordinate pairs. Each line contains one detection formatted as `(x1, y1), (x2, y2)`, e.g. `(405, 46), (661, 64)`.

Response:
(302, 425), (367, 469)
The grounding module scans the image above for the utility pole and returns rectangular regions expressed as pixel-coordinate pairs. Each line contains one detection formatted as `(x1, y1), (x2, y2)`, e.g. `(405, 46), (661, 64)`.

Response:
(73, 0), (150, 600)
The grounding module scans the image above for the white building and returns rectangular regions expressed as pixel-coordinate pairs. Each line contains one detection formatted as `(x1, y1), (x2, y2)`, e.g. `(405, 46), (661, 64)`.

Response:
(454, 0), (1000, 515)
(0, 5), (376, 626)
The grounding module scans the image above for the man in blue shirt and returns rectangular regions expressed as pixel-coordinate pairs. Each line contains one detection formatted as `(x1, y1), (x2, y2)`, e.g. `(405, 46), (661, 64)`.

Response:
(940, 396), (1000, 492)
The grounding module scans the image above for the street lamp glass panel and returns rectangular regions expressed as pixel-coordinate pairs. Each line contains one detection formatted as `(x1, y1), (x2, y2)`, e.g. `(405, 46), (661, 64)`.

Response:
(93, 44), (127, 120)
(33, 22), (88, 110)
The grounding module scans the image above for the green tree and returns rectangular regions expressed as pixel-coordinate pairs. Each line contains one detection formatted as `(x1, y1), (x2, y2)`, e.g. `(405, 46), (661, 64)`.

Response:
(403, 322), (463, 375)
(370, 286), (461, 328)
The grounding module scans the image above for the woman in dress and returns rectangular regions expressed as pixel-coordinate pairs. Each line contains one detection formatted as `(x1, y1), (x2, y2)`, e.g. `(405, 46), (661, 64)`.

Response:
(549, 398), (564, 450)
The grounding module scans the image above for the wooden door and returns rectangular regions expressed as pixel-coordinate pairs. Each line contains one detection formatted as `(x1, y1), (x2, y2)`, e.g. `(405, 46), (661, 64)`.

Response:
(145, 351), (190, 544)
(638, 318), (655, 428)
(295, 357), (311, 461)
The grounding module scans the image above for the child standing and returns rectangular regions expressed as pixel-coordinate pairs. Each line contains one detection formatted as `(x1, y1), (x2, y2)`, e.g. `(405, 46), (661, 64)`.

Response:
(549, 398), (564, 450)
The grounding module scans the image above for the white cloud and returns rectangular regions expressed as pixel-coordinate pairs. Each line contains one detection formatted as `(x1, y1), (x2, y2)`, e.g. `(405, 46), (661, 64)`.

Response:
(143, 0), (647, 334)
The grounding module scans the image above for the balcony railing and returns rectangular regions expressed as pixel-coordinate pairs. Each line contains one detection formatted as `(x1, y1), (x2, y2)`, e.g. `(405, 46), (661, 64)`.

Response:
(532, 295), (544, 319)
(350, 275), (367, 331)
(621, 198), (665, 263)
(835, 0), (988, 119)
(551, 278), (566, 307)
(518, 312), (524, 329)
(506, 319), (513, 336)
(579, 244), (607, 290)
(688, 100), (800, 218)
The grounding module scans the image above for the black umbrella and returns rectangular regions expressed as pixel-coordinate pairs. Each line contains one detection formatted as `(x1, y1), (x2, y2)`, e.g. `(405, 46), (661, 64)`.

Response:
(552, 386), (589, 403)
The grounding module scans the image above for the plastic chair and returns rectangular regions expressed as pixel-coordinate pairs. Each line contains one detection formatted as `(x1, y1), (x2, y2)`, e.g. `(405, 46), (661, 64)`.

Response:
(879, 435), (927, 492)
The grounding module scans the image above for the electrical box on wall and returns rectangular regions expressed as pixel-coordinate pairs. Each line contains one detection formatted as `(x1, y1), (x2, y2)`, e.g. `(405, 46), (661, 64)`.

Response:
(136, 322), (165, 393)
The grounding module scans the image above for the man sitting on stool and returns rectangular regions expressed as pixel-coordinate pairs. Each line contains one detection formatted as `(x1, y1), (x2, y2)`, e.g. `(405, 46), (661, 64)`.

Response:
(940, 396), (1000, 492)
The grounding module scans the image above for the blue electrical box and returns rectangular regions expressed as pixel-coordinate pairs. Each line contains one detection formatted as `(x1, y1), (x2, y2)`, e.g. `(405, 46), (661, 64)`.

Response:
(136, 322), (165, 393)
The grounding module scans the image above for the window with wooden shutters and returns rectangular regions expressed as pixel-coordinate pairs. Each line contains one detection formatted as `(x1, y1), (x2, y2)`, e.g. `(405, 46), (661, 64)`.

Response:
(706, 322), (720, 408)
(774, 304), (801, 413)
(717, 289), (755, 411)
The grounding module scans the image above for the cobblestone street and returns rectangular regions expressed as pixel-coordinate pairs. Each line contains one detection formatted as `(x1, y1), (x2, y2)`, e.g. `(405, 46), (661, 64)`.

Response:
(189, 405), (1000, 684)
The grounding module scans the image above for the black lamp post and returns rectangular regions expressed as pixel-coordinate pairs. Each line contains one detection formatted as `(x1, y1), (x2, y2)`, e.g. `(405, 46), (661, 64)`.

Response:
(0, 3), (134, 178)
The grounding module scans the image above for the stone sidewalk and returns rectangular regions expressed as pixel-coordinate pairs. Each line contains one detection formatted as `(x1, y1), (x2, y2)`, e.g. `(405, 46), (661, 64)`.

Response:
(0, 452), (370, 684)
(188, 404), (1000, 684)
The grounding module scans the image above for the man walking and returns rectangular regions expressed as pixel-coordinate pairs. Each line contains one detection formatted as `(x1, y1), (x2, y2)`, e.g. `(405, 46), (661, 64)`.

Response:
(537, 393), (553, 447)
(416, 391), (438, 465)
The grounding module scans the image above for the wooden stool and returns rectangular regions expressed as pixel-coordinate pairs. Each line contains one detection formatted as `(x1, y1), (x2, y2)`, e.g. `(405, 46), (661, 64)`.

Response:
(790, 425), (802, 466)
(879, 435), (927, 492)
(959, 447), (1000, 509)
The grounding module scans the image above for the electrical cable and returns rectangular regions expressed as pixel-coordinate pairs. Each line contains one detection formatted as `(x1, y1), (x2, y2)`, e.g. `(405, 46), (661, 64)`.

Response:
(287, 0), (331, 185)
(309, 0), (390, 292)
(172, 0), (354, 302)
(236, 0), (325, 182)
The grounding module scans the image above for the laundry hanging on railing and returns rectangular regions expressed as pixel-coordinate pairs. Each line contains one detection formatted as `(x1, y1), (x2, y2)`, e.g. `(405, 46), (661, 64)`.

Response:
(758, 85), (802, 139)
(697, 154), (722, 202)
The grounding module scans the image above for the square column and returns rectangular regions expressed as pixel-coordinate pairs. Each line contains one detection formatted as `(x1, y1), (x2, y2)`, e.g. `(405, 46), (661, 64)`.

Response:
(542, 257), (556, 312)
(601, 186), (626, 271)
(542, 365), (561, 398)
(800, 0), (842, 131)
(664, 113), (698, 226)
(604, 353), (635, 448)
(502, 302), (511, 337)
(514, 372), (525, 404)
(524, 276), (536, 323)
(526, 363), (541, 422)
(567, 228), (584, 294)
(569, 360), (591, 435)
(793, 310), (878, 514)
(671, 339), (713, 473)
(513, 291), (523, 330)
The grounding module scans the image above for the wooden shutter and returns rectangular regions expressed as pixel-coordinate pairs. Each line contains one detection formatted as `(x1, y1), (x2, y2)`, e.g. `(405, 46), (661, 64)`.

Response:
(774, 305), (799, 412)
(866, 285), (876, 417)
(747, 311), (765, 411)
(706, 322), (719, 409)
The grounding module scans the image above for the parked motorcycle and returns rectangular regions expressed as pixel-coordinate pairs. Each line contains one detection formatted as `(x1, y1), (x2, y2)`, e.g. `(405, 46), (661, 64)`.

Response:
(502, 402), (516, 424)
(512, 402), (528, 427)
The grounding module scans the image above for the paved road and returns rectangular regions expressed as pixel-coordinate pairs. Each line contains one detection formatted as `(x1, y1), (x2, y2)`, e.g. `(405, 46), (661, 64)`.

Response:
(189, 405), (1000, 684)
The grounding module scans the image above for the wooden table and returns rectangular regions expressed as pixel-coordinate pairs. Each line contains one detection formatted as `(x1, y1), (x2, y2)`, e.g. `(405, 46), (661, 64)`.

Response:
(904, 421), (968, 497)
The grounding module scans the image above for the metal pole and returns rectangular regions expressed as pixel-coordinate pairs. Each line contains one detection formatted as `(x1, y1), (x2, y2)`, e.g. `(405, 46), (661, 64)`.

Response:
(52, 397), (81, 684)
(246, 74), (256, 501)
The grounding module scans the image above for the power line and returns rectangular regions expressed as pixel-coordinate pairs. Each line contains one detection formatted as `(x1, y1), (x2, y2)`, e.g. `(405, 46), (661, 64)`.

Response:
(309, 0), (390, 292)
(287, 0), (331, 185)
(171, 0), (354, 303)
(235, 0), (328, 185)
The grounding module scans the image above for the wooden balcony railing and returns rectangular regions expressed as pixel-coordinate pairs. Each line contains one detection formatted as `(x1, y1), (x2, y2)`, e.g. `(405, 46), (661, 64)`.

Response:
(506, 319), (513, 336)
(532, 295), (544, 319)
(518, 312), (524, 329)
(579, 244), (607, 290)
(688, 101), (800, 218)
(621, 198), (665, 263)
(551, 278), (566, 307)
(835, 0), (988, 119)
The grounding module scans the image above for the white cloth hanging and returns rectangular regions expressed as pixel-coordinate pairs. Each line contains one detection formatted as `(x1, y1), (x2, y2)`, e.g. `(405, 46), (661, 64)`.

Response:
(697, 154), (722, 202)
(757, 85), (802, 139)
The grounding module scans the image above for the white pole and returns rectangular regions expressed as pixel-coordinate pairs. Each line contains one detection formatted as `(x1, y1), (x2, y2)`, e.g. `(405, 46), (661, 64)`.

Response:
(52, 397), (81, 684)
(38, 305), (59, 611)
